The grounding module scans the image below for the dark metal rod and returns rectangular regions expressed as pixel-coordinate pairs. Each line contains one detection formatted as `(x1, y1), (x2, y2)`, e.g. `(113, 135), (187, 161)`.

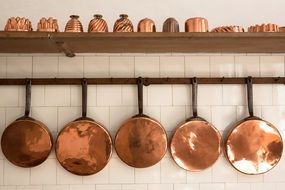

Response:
(0, 77), (284, 85)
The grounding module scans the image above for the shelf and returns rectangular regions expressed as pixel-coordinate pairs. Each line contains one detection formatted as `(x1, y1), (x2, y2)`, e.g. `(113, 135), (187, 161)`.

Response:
(1, 32), (285, 57)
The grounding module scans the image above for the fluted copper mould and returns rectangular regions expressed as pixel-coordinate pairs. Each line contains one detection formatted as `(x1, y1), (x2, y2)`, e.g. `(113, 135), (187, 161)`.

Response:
(88, 14), (108, 32)
(185, 17), (208, 32)
(163, 17), (179, 32)
(1, 80), (53, 167)
(225, 77), (283, 175)
(211, 26), (244, 32)
(4, 17), (33, 31)
(37, 17), (59, 32)
(113, 14), (134, 32)
(248, 24), (279, 32)
(64, 15), (83, 32)
(137, 18), (156, 32)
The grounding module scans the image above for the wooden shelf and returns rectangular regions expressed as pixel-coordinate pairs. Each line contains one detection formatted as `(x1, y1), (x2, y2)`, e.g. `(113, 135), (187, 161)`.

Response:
(1, 32), (285, 56)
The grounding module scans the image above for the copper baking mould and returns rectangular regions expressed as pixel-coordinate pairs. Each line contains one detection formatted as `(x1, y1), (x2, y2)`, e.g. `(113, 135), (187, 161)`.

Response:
(163, 17), (179, 32)
(211, 26), (245, 32)
(248, 24), (279, 32)
(279, 26), (285, 32)
(185, 17), (208, 32)
(113, 14), (134, 32)
(4, 17), (33, 31)
(137, 18), (156, 32)
(37, 17), (59, 32)
(88, 14), (108, 32)
(65, 15), (83, 32)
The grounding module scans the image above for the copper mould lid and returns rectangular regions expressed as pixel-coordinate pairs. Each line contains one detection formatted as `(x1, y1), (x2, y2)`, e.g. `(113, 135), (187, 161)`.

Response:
(113, 14), (134, 32)
(137, 18), (156, 32)
(88, 14), (108, 32)
(211, 26), (245, 32)
(4, 17), (33, 31)
(65, 15), (83, 32)
(163, 17), (179, 32)
(248, 23), (279, 32)
(37, 17), (59, 32)
(185, 17), (208, 32)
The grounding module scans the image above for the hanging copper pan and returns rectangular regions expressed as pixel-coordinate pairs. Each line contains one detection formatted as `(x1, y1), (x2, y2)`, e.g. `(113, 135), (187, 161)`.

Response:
(55, 79), (112, 175)
(1, 80), (53, 167)
(115, 77), (167, 168)
(225, 76), (283, 175)
(170, 77), (222, 171)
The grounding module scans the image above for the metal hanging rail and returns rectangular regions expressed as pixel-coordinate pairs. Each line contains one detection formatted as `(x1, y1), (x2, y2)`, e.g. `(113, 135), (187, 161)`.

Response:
(0, 77), (284, 85)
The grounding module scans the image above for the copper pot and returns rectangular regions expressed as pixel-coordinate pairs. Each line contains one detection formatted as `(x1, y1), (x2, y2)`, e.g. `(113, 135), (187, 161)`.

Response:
(185, 17), (208, 32)
(4, 17), (33, 31)
(211, 26), (244, 32)
(1, 80), (53, 167)
(88, 14), (108, 32)
(37, 17), (59, 32)
(248, 24), (279, 32)
(113, 14), (134, 32)
(163, 17), (179, 32)
(137, 18), (156, 32)
(225, 77), (283, 175)
(65, 15), (83, 32)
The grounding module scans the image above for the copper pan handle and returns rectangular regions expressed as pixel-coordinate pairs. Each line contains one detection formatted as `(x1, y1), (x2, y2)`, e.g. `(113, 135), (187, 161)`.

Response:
(24, 79), (32, 118)
(137, 77), (143, 115)
(82, 78), (87, 118)
(192, 77), (198, 117)
(246, 76), (254, 117)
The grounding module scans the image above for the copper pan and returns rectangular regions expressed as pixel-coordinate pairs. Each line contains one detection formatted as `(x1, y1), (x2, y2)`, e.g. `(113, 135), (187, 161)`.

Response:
(170, 78), (222, 171)
(225, 76), (283, 175)
(55, 79), (112, 175)
(1, 80), (53, 167)
(115, 77), (167, 168)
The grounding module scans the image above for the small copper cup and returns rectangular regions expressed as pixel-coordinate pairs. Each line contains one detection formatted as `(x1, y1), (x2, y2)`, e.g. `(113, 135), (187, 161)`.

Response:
(163, 17), (179, 32)
(37, 17), (59, 32)
(88, 14), (108, 32)
(248, 24), (279, 32)
(4, 17), (33, 31)
(137, 18), (156, 32)
(65, 15), (83, 32)
(113, 14), (134, 32)
(185, 17), (208, 32)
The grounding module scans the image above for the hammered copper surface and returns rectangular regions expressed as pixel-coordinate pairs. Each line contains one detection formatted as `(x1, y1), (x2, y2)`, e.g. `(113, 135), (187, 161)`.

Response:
(137, 18), (156, 32)
(163, 17), (179, 32)
(113, 14), (134, 32)
(211, 26), (244, 32)
(56, 120), (112, 175)
(115, 116), (167, 168)
(88, 14), (108, 32)
(4, 17), (33, 31)
(1, 119), (53, 167)
(248, 24), (279, 32)
(65, 15), (83, 32)
(226, 118), (283, 174)
(37, 17), (59, 32)
(185, 17), (208, 32)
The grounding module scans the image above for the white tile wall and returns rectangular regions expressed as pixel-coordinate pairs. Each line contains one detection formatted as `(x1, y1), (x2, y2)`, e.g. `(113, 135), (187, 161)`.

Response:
(1, 53), (285, 190)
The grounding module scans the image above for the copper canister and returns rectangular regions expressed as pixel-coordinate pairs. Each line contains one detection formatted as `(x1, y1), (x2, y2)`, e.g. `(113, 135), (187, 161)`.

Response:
(137, 18), (156, 32)
(113, 14), (134, 32)
(248, 24), (279, 32)
(211, 26), (244, 32)
(4, 17), (33, 31)
(65, 15), (83, 32)
(163, 17), (179, 32)
(88, 14), (108, 32)
(185, 17), (208, 32)
(37, 17), (59, 32)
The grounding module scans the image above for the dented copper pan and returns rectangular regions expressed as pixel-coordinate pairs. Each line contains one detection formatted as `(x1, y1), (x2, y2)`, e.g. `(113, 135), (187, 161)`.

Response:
(115, 77), (167, 168)
(225, 77), (283, 175)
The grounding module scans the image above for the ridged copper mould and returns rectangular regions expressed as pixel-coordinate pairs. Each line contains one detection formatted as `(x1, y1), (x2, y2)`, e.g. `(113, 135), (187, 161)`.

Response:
(65, 15), (83, 32)
(137, 18), (156, 32)
(37, 17), (59, 32)
(115, 78), (167, 168)
(225, 77), (283, 175)
(4, 17), (33, 31)
(1, 80), (53, 167)
(211, 26), (244, 32)
(88, 14), (108, 32)
(185, 17), (208, 32)
(113, 14), (134, 32)
(248, 24), (279, 32)
(56, 80), (112, 176)
(163, 17), (180, 32)
(170, 78), (221, 171)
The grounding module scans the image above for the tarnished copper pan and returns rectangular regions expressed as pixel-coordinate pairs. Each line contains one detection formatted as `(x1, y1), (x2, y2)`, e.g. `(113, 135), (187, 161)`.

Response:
(170, 78), (221, 171)
(1, 80), (53, 167)
(115, 77), (167, 168)
(56, 80), (112, 176)
(225, 77), (283, 175)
